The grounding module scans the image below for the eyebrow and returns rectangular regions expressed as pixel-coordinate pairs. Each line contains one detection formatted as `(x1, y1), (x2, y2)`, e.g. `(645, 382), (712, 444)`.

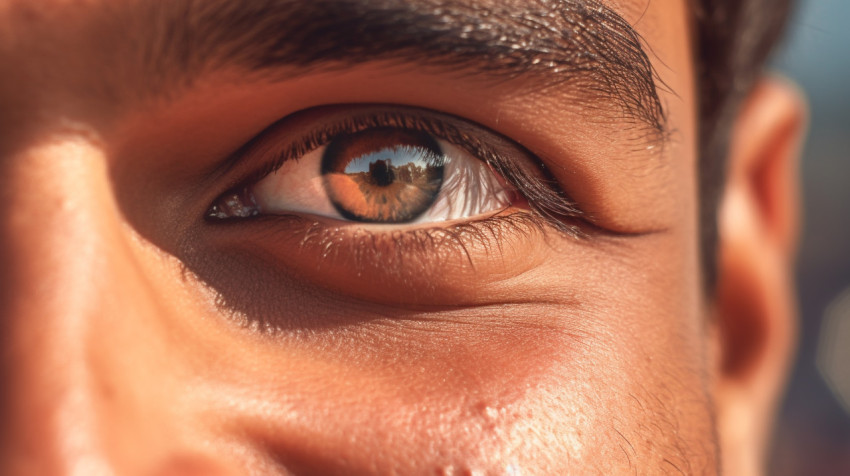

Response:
(137, 0), (666, 135)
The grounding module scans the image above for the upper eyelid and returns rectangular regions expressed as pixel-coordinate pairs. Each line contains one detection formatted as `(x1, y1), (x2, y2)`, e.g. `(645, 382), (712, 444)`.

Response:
(259, 109), (492, 180)
(214, 105), (517, 186)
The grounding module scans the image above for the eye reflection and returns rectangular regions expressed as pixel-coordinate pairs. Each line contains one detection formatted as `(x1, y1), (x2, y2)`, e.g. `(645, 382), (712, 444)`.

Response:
(321, 128), (446, 223)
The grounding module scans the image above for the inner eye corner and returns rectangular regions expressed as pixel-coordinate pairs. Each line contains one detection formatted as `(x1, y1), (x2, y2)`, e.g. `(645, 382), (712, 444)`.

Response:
(206, 185), (259, 221)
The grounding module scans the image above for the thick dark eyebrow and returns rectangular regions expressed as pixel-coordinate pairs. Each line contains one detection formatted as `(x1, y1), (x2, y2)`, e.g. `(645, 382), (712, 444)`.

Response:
(138, 0), (666, 135)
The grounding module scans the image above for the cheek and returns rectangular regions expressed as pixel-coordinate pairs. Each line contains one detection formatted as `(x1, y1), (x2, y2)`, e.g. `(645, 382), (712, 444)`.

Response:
(124, 228), (716, 474)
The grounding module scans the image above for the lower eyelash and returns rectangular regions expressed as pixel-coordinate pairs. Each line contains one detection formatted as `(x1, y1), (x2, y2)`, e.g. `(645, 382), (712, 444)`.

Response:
(242, 210), (563, 272)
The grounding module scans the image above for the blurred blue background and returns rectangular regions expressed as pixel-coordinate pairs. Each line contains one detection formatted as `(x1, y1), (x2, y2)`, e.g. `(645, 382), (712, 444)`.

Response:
(770, 0), (850, 474)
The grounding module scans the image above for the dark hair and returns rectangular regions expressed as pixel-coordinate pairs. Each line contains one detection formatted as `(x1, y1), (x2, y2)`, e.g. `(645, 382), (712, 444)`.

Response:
(693, 0), (795, 289)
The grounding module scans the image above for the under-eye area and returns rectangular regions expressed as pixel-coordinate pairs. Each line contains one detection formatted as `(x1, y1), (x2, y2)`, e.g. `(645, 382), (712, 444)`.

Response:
(186, 211), (563, 333)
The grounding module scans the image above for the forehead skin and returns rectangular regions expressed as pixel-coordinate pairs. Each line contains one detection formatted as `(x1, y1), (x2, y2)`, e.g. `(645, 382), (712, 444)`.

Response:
(0, 0), (709, 475)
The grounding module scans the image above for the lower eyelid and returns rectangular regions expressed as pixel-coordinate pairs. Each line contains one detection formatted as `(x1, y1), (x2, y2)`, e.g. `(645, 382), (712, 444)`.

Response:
(192, 210), (554, 318)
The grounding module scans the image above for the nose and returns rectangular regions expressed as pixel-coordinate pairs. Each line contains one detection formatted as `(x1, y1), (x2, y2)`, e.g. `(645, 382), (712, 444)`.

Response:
(0, 138), (229, 475)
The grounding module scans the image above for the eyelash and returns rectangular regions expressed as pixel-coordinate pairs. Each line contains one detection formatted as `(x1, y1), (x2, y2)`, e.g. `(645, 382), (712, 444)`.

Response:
(209, 105), (586, 238)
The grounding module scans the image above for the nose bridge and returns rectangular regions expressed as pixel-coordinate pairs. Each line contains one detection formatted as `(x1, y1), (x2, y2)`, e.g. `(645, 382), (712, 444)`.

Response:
(0, 137), (139, 475)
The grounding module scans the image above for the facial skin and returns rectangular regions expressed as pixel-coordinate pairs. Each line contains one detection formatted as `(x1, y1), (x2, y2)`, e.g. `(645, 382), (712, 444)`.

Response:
(0, 0), (804, 475)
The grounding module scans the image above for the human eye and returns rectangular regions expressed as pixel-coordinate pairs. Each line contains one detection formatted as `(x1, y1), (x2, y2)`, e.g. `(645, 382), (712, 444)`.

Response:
(206, 105), (582, 231)
(195, 105), (587, 321)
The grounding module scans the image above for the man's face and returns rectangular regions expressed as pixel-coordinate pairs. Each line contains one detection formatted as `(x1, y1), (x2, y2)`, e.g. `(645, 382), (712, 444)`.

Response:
(0, 0), (800, 474)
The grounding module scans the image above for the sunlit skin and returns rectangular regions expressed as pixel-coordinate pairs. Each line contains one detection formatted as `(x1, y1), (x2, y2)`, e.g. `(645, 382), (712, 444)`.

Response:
(0, 0), (804, 475)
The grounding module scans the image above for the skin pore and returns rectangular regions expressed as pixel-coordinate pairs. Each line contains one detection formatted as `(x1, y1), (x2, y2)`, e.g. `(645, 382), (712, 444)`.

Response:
(0, 0), (803, 475)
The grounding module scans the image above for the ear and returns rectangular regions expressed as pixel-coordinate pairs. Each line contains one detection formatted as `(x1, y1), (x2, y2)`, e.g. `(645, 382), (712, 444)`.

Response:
(713, 77), (807, 476)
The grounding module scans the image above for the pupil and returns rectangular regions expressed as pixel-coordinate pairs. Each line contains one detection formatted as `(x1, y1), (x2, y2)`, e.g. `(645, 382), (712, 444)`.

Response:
(321, 128), (445, 223)
(369, 159), (395, 187)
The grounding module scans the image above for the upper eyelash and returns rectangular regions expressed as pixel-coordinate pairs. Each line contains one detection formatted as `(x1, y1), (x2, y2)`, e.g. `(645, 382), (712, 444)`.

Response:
(217, 106), (586, 237)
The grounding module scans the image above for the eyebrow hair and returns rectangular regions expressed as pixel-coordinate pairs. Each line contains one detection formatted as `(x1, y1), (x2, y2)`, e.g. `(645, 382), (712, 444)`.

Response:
(137, 0), (666, 135)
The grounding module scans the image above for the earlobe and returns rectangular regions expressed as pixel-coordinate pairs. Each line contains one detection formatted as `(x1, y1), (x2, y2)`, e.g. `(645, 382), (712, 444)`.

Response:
(713, 77), (807, 476)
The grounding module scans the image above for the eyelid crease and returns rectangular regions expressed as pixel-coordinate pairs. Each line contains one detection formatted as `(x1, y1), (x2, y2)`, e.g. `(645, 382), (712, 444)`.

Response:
(210, 105), (587, 236)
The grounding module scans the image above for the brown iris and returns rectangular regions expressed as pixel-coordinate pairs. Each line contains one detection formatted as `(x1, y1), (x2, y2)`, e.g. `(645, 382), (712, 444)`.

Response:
(321, 128), (445, 223)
